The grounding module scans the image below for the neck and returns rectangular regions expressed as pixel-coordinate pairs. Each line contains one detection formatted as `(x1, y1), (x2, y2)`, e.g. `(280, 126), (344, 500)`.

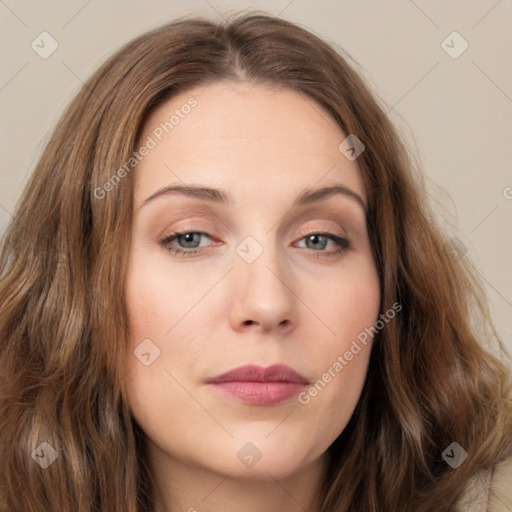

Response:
(150, 441), (328, 512)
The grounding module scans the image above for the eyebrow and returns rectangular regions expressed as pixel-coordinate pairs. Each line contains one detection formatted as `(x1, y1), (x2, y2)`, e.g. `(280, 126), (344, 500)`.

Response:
(141, 183), (367, 212)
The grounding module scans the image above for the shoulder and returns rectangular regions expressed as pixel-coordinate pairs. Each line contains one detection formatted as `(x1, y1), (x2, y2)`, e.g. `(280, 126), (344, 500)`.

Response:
(454, 453), (512, 512)
(487, 453), (512, 511)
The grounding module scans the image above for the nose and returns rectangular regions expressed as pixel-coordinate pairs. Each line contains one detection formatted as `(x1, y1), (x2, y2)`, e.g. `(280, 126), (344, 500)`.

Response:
(228, 244), (298, 335)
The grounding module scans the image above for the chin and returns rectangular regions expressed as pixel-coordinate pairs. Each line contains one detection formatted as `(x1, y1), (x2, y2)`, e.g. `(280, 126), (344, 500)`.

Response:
(194, 436), (322, 482)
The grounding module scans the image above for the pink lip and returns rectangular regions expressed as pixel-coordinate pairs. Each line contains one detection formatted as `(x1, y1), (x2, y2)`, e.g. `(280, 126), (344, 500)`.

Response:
(205, 364), (309, 406)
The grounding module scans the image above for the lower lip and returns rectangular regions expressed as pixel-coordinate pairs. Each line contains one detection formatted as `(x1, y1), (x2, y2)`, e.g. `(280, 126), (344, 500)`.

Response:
(209, 381), (307, 405)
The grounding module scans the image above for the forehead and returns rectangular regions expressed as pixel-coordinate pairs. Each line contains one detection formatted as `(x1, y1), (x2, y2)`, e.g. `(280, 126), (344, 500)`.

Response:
(134, 80), (365, 206)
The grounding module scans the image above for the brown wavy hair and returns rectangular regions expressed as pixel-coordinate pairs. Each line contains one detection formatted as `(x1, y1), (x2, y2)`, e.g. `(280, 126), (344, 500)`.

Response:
(1, 11), (511, 512)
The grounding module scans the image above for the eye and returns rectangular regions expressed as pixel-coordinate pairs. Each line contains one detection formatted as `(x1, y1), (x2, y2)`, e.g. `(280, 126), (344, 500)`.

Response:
(160, 231), (214, 257)
(159, 230), (350, 259)
(294, 232), (350, 257)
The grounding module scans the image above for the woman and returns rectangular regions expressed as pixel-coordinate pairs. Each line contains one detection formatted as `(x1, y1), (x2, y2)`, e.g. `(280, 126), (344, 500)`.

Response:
(0, 12), (511, 512)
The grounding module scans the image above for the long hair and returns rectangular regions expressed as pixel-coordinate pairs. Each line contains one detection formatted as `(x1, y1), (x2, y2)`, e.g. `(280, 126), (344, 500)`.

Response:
(1, 12), (511, 512)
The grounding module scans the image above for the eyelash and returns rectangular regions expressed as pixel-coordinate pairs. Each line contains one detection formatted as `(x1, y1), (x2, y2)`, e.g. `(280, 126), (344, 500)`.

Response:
(159, 229), (350, 259)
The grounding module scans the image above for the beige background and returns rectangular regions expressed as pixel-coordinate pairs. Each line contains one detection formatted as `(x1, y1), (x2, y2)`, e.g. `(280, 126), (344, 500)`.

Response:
(1, 1), (511, 356)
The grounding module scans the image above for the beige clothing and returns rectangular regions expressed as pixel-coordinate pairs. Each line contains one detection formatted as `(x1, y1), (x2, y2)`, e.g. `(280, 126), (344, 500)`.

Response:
(455, 455), (512, 511)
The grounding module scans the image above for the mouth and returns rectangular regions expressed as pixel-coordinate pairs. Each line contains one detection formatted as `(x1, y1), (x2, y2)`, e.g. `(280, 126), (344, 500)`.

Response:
(205, 364), (310, 406)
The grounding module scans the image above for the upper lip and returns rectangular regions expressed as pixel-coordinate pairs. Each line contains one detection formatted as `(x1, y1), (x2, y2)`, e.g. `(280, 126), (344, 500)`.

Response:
(206, 364), (310, 385)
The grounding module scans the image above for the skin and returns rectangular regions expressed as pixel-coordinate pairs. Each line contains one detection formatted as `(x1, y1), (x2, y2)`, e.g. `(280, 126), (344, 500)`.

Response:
(123, 80), (381, 512)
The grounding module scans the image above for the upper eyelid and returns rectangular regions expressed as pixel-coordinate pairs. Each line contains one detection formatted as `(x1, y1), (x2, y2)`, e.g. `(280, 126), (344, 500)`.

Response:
(144, 197), (365, 235)
(156, 208), (365, 246)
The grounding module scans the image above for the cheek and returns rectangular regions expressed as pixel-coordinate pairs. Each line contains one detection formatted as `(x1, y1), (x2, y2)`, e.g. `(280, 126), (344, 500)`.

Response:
(310, 251), (381, 343)
(122, 267), (202, 447)
(124, 250), (208, 340)
(122, 251), (213, 413)
(295, 254), (380, 435)
(123, 268), (191, 393)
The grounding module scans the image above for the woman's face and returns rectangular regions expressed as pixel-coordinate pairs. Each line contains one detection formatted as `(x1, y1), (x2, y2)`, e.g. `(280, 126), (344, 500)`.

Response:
(124, 80), (380, 481)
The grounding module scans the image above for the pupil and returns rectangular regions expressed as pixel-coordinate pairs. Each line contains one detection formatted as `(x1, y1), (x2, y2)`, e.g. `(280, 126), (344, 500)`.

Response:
(307, 234), (327, 250)
(180, 233), (200, 248)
